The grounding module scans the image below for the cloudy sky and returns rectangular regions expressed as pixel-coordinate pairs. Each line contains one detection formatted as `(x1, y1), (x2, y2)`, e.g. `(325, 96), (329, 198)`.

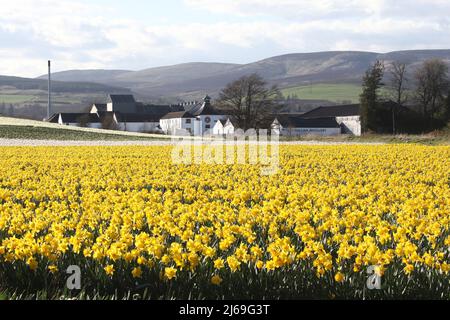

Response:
(1, 0), (449, 77)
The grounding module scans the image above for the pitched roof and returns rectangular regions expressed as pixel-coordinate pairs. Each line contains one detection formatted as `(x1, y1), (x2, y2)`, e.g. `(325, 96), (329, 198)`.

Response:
(275, 115), (340, 128)
(225, 118), (238, 128)
(160, 111), (195, 119)
(109, 94), (136, 104)
(135, 103), (185, 115)
(92, 103), (107, 112)
(59, 113), (101, 123)
(186, 102), (203, 114)
(188, 95), (225, 116)
(301, 104), (360, 118)
(196, 104), (223, 116)
(47, 113), (60, 123)
(115, 113), (163, 123)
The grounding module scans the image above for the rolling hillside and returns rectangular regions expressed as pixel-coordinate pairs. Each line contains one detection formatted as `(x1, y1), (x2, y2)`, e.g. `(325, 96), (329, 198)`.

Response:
(34, 70), (132, 84)
(0, 75), (130, 93)
(39, 50), (450, 99)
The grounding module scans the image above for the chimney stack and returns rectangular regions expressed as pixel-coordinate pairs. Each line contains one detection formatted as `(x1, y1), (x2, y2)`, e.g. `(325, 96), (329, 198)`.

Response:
(47, 60), (51, 120)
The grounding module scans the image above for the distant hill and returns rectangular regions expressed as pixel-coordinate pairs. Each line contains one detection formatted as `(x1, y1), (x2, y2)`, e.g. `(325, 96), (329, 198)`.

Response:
(37, 69), (132, 84)
(1, 75), (131, 94)
(38, 50), (450, 99)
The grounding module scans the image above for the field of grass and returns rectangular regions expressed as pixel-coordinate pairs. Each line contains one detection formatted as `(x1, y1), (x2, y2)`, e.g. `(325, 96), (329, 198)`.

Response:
(0, 116), (179, 140)
(0, 89), (107, 118)
(0, 94), (36, 104)
(0, 125), (161, 141)
(281, 83), (363, 103)
(281, 83), (403, 104)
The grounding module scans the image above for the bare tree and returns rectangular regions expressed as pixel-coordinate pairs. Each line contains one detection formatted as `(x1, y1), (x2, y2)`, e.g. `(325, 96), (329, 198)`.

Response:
(217, 73), (281, 130)
(414, 59), (449, 124)
(101, 114), (119, 130)
(77, 114), (91, 128)
(389, 61), (408, 134)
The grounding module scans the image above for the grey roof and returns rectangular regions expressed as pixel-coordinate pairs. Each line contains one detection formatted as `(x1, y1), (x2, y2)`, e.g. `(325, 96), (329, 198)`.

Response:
(186, 102), (203, 114)
(187, 95), (225, 116)
(109, 94), (136, 104)
(301, 104), (360, 118)
(161, 111), (195, 119)
(115, 113), (163, 123)
(47, 113), (60, 123)
(92, 103), (107, 112)
(135, 103), (184, 115)
(59, 113), (101, 123)
(196, 104), (223, 116)
(275, 115), (340, 128)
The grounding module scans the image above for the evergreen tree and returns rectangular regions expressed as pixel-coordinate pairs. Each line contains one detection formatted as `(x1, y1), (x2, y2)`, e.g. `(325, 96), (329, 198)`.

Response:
(360, 60), (385, 133)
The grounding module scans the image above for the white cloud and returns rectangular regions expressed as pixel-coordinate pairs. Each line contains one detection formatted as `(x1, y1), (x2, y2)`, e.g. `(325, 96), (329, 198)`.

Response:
(0, 0), (449, 77)
(184, 0), (450, 19)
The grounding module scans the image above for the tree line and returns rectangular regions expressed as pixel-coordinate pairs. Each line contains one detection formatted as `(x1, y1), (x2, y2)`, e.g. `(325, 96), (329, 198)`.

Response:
(360, 59), (450, 134)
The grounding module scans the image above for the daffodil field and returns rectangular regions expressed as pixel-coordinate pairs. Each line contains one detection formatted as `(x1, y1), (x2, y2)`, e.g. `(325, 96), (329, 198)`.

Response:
(0, 145), (449, 299)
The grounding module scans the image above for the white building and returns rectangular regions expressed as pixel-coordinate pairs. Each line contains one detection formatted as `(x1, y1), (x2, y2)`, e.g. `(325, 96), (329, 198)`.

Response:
(160, 96), (228, 136)
(212, 119), (225, 135)
(271, 116), (342, 136)
(213, 118), (238, 135)
(48, 113), (103, 128)
(48, 94), (183, 133)
(160, 111), (196, 135)
(300, 104), (361, 136)
(49, 111), (163, 133)
(114, 113), (162, 133)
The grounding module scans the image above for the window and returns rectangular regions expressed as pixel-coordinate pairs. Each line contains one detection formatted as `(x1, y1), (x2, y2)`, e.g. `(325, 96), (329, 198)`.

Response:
(205, 117), (211, 123)
(205, 125), (210, 129)
(186, 119), (191, 124)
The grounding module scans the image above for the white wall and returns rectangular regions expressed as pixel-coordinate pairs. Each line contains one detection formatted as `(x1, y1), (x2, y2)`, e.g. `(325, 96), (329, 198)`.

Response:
(193, 119), (201, 136)
(223, 123), (235, 135)
(197, 115), (228, 135)
(336, 116), (361, 136)
(160, 118), (194, 135)
(271, 120), (281, 136)
(90, 105), (98, 113)
(64, 122), (102, 129)
(161, 115), (229, 136)
(118, 122), (161, 133)
(213, 121), (224, 135)
(281, 127), (341, 136)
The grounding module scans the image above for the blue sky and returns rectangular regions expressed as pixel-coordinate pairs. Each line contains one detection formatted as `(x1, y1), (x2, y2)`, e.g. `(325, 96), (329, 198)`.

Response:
(0, 0), (449, 77)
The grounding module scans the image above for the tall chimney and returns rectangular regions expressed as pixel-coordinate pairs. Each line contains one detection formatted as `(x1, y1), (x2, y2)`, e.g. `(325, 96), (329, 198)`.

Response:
(47, 60), (51, 120)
